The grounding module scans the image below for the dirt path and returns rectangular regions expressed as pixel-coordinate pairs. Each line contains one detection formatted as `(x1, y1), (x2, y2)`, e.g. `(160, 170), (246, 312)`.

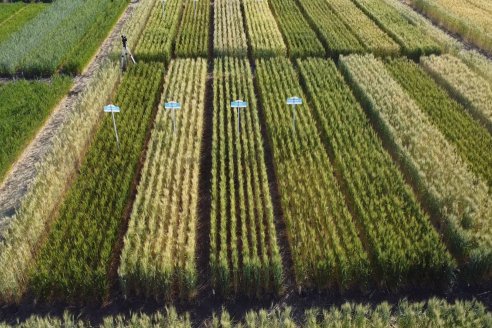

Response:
(0, 1), (139, 223)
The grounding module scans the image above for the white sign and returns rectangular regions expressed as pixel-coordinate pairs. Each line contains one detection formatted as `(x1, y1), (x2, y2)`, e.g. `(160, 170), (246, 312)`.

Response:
(104, 104), (121, 113)
(164, 101), (181, 109)
(287, 97), (302, 105)
(231, 100), (248, 108)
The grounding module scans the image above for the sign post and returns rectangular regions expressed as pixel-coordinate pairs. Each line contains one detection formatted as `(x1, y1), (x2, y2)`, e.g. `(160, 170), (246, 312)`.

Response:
(164, 101), (182, 134)
(287, 96), (302, 130)
(162, 0), (166, 16)
(104, 104), (121, 147)
(231, 100), (248, 134)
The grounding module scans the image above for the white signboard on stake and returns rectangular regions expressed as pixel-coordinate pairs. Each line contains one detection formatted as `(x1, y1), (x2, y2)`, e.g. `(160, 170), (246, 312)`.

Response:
(286, 97), (302, 130)
(104, 104), (121, 147)
(287, 97), (302, 105)
(231, 100), (248, 134)
(164, 101), (181, 133)
(104, 104), (121, 113)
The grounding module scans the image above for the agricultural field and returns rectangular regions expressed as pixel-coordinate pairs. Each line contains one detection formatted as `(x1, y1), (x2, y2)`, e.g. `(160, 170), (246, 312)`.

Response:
(0, 3), (47, 44)
(0, 0), (127, 77)
(0, 0), (491, 324)
(0, 77), (72, 183)
(408, 0), (492, 53)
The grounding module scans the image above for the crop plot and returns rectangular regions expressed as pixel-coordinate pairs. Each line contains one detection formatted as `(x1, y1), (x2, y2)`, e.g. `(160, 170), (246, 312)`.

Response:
(297, 0), (365, 55)
(119, 59), (207, 301)
(242, 0), (287, 57)
(134, 0), (183, 63)
(214, 0), (248, 57)
(0, 77), (72, 183)
(350, 0), (440, 56)
(325, 0), (399, 55)
(386, 58), (492, 189)
(298, 58), (454, 288)
(256, 58), (369, 290)
(30, 63), (164, 302)
(0, 0), (127, 77)
(0, 4), (47, 44)
(175, 0), (210, 58)
(210, 58), (283, 296)
(341, 54), (492, 279)
(421, 55), (492, 134)
(268, 0), (325, 58)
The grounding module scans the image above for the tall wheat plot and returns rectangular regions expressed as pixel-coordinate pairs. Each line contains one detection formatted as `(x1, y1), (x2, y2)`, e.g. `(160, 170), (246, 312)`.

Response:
(119, 59), (207, 300)
(210, 58), (283, 297)
(255, 58), (370, 291)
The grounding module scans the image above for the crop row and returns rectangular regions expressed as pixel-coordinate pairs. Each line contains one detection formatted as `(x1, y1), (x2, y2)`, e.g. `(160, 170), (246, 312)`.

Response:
(1, 298), (490, 327)
(134, 0), (183, 63)
(0, 76), (72, 184)
(242, 0), (287, 58)
(421, 55), (492, 134)
(410, 0), (492, 53)
(297, 0), (365, 55)
(385, 58), (492, 189)
(340, 54), (492, 278)
(298, 58), (454, 287)
(210, 58), (283, 296)
(0, 0), (127, 77)
(30, 63), (164, 302)
(326, 0), (399, 55)
(119, 59), (207, 301)
(0, 60), (120, 303)
(214, 0), (248, 57)
(268, 0), (324, 58)
(0, 3), (47, 45)
(256, 58), (369, 290)
(350, 0), (440, 56)
(175, 0), (210, 58)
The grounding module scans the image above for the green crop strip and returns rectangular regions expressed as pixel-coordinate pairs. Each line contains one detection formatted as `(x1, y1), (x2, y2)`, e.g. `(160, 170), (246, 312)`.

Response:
(298, 58), (454, 288)
(134, 0), (183, 63)
(386, 58), (492, 190)
(30, 63), (164, 302)
(256, 58), (369, 290)
(0, 76), (72, 183)
(210, 58), (283, 296)
(119, 59), (207, 301)
(269, 0), (325, 58)
(175, 0), (210, 58)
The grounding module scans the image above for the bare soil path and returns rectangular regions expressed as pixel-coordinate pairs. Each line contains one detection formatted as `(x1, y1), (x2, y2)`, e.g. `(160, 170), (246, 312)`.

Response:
(0, 1), (139, 222)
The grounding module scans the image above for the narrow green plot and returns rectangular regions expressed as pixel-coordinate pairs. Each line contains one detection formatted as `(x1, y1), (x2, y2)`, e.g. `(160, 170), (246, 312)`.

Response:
(30, 63), (164, 303)
(0, 76), (72, 183)
(386, 58), (492, 190)
(175, 0), (210, 58)
(0, 4), (47, 44)
(134, 0), (183, 63)
(269, 0), (325, 58)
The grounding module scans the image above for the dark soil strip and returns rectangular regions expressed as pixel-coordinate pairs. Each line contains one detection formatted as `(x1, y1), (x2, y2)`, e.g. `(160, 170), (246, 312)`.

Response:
(106, 65), (166, 303)
(195, 0), (215, 301)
